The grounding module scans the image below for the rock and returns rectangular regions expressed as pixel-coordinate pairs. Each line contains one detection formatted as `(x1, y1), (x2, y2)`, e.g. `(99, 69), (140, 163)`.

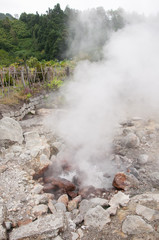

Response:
(9, 213), (64, 240)
(79, 199), (94, 216)
(34, 194), (48, 205)
(138, 154), (149, 165)
(132, 193), (159, 203)
(17, 219), (32, 227)
(32, 204), (48, 217)
(89, 198), (109, 207)
(136, 204), (159, 221)
(0, 201), (6, 224)
(68, 200), (78, 212)
(32, 154), (52, 179)
(149, 172), (159, 188)
(71, 232), (79, 240)
(31, 184), (43, 194)
(55, 203), (67, 212)
(58, 194), (69, 206)
(123, 133), (140, 148)
(4, 221), (12, 230)
(43, 177), (76, 192)
(77, 228), (84, 238)
(0, 225), (7, 240)
(53, 236), (63, 240)
(109, 191), (130, 208)
(122, 215), (153, 235)
(73, 214), (84, 225)
(84, 205), (111, 229)
(48, 199), (56, 214)
(0, 117), (23, 144)
(113, 172), (129, 190)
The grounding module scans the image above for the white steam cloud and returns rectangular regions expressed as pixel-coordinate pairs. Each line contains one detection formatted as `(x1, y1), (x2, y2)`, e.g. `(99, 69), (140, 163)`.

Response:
(48, 15), (159, 188)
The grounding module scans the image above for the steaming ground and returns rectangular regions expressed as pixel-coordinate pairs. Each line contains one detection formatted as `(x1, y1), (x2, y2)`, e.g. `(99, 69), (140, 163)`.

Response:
(46, 17), (159, 188)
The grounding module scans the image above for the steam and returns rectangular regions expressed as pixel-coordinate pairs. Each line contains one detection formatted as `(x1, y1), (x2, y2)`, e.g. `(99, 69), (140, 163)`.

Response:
(47, 14), (159, 188)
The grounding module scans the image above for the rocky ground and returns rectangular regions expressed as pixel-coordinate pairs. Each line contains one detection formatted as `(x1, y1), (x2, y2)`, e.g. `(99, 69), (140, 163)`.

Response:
(1, 107), (159, 239)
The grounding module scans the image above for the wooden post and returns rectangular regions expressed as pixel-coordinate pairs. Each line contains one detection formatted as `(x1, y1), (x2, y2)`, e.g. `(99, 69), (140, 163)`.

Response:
(21, 67), (26, 88)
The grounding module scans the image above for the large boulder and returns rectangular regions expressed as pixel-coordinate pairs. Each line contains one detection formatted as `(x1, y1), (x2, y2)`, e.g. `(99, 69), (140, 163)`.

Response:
(0, 117), (23, 144)
(9, 213), (65, 240)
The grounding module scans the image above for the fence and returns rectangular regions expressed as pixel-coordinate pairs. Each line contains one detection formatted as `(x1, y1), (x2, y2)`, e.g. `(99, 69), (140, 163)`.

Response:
(0, 65), (70, 98)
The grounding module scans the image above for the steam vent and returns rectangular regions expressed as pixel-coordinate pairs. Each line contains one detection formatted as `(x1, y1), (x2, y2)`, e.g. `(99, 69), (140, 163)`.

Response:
(1, 5), (159, 240)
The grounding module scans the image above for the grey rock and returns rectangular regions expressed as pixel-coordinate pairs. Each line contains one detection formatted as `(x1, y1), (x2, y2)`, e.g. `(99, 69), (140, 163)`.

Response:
(0, 225), (7, 240)
(84, 205), (110, 229)
(0, 202), (6, 224)
(89, 198), (109, 207)
(136, 204), (159, 221)
(4, 221), (12, 230)
(149, 172), (159, 188)
(9, 213), (64, 240)
(122, 215), (153, 235)
(32, 204), (48, 217)
(79, 199), (94, 216)
(34, 194), (48, 205)
(124, 133), (140, 148)
(138, 154), (149, 165)
(31, 184), (43, 194)
(71, 232), (79, 240)
(55, 203), (67, 212)
(0, 117), (23, 144)
(73, 214), (84, 225)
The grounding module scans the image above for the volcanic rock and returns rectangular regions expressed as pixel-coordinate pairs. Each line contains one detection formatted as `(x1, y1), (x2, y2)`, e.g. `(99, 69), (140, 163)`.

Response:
(113, 172), (128, 190)
(43, 177), (76, 193)
(84, 205), (111, 229)
(122, 215), (153, 235)
(55, 203), (67, 212)
(32, 154), (52, 179)
(58, 194), (69, 206)
(123, 133), (140, 148)
(0, 225), (7, 240)
(32, 204), (48, 217)
(9, 213), (65, 240)
(0, 117), (23, 144)
(109, 191), (130, 207)
(136, 204), (159, 221)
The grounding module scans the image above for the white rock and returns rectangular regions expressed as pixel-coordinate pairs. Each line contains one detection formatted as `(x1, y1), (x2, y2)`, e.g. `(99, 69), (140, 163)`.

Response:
(32, 204), (48, 217)
(84, 205), (111, 229)
(109, 191), (130, 207)
(55, 203), (66, 212)
(0, 117), (23, 144)
(31, 184), (43, 194)
(122, 215), (153, 235)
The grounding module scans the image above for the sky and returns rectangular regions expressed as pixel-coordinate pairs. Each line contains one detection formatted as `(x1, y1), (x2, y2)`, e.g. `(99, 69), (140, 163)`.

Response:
(1, 0), (159, 17)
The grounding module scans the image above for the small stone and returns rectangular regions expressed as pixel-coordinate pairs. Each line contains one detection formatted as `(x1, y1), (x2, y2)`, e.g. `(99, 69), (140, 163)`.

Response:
(55, 202), (66, 212)
(17, 219), (32, 227)
(0, 225), (7, 240)
(4, 221), (12, 230)
(34, 194), (48, 205)
(113, 172), (129, 190)
(84, 205), (110, 229)
(89, 198), (109, 207)
(73, 214), (84, 225)
(31, 184), (43, 194)
(48, 199), (56, 214)
(71, 232), (79, 240)
(122, 215), (153, 235)
(138, 154), (149, 165)
(68, 200), (78, 212)
(136, 204), (159, 221)
(58, 194), (69, 206)
(124, 133), (140, 148)
(77, 228), (84, 238)
(32, 204), (48, 217)
(79, 199), (94, 215)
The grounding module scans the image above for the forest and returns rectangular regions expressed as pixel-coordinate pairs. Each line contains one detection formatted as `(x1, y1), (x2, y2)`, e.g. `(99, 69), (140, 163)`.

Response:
(0, 4), (126, 66)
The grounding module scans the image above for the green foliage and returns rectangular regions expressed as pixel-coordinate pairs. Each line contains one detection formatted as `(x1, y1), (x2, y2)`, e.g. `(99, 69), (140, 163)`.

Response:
(0, 4), (127, 66)
(47, 77), (63, 90)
